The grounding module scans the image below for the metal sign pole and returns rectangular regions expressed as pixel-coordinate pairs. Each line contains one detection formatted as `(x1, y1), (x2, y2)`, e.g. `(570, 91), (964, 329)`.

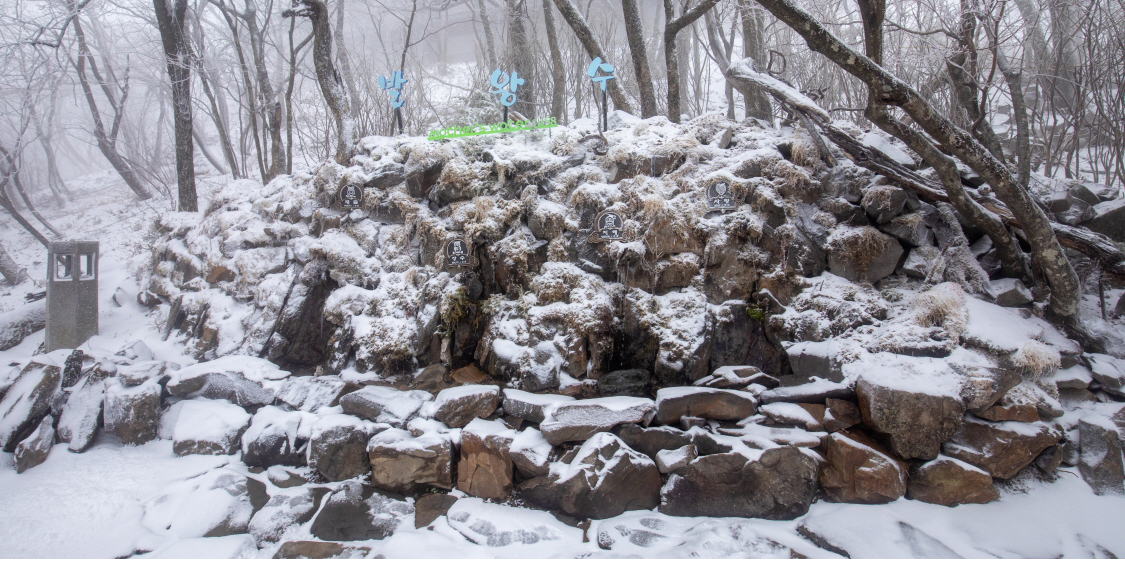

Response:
(602, 89), (608, 132)
(396, 107), (403, 135)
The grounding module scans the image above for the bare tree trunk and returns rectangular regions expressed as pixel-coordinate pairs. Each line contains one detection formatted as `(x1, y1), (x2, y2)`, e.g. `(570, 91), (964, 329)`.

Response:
(0, 146), (62, 238)
(551, 0), (634, 114)
(244, 7), (284, 182)
(542, 0), (567, 121)
(0, 242), (27, 285)
(69, 6), (152, 200)
(504, 0), (536, 119)
(191, 128), (230, 174)
(738, 0), (771, 120)
(154, 0), (197, 211)
(621, 0), (657, 117)
(287, 0), (356, 166)
(748, 0), (1081, 316)
(990, 34), (1032, 187)
(477, 0), (498, 69)
(664, 0), (721, 123)
(334, 0), (363, 137)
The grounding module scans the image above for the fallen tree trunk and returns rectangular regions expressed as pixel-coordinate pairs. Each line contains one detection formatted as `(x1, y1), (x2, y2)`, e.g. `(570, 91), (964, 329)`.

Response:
(0, 300), (46, 351)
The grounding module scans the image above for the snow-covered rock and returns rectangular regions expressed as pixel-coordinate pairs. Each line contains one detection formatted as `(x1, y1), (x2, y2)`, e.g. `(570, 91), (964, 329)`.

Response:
(367, 428), (453, 493)
(1078, 416), (1125, 496)
(339, 385), (432, 427)
(103, 378), (162, 445)
(430, 384), (500, 428)
(0, 360), (61, 452)
(652, 387), (757, 425)
(942, 417), (1062, 479)
(141, 468), (262, 539)
(818, 429), (907, 504)
(457, 418), (517, 499)
(445, 497), (583, 548)
(308, 481), (412, 542)
(165, 357), (279, 408)
(56, 375), (104, 452)
(14, 414), (54, 473)
(539, 397), (656, 445)
(306, 414), (383, 481)
(241, 406), (309, 467)
(172, 399), (251, 456)
(501, 389), (573, 424)
(248, 487), (325, 545)
(276, 376), (355, 412)
(906, 456), (999, 506)
(655, 444), (697, 474)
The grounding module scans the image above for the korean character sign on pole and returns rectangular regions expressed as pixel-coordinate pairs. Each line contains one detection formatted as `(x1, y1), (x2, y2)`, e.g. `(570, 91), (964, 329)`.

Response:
(378, 70), (408, 134)
(587, 57), (615, 132)
(490, 68), (525, 124)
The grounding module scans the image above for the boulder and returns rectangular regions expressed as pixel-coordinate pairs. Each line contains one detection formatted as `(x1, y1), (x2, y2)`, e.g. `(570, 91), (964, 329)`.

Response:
(173, 399), (252, 456)
(539, 397), (656, 445)
(276, 377), (355, 412)
(339, 385), (432, 427)
(907, 456), (999, 506)
(881, 212), (933, 247)
(973, 404), (1040, 423)
(117, 361), (167, 387)
(785, 340), (841, 379)
(510, 428), (552, 478)
(309, 481), (413, 542)
(1086, 354), (1125, 388)
(431, 384), (500, 428)
(861, 185), (908, 224)
(414, 493), (459, 528)
(1082, 199), (1125, 243)
(165, 357), (285, 409)
(367, 428), (453, 493)
(659, 446), (819, 519)
(307, 414), (382, 481)
(818, 429), (907, 504)
(1078, 416), (1125, 495)
(457, 419), (516, 500)
(942, 417), (1062, 479)
(248, 487), (326, 545)
(140, 468), (263, 539)
(827, 227), (904, 284)
(597, 369), (652, 397)
(903, 246), (940, 278)
(855, 358), (965, 460)
(655, 444), (697, 474)
(14, 414), (54, 473)
(958, 365), (1021, 411)
(519, 433), (662, 520)
(759, 376), (855, 404)
(273, 541), (370, 559)
(501, 389), (574, 424)
(412, 364), (453, 394)
(56, 376), (104, 453)
(613, 424), (695, 459)
(0, 360), (61, 452)
(241, 406), (307, 467)
(989, 278), (1033, 307)
(652, 387), (757, 425)
(103, 378), (162, 445)
(694, 365), (777, 390)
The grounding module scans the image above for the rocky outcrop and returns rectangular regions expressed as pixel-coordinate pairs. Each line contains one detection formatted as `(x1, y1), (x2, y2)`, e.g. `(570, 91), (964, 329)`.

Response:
(818, 429), (907, 504)
(907, 456), (999, 506)
(306, 414), (380, 481)
(249, 487), (326, 545)
(339, 386), (431, 427)
(942, 417), (1063, 479)
(367, 429), (453, 494)
(519, 433), (662, 520)
(309, 481), (413, 542)
(659, 446), (819, 519)
(855, 361), (965, 460)
(0, 361), (61, 452)
(432, 385), (500, 428)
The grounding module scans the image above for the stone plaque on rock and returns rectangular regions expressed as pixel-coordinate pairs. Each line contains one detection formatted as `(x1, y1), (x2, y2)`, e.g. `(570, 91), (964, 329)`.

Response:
(337, 184), (364, 210)
(590, 210), (624, 242)
(706, 181), (736, 211)
(445, 237), (472, 269)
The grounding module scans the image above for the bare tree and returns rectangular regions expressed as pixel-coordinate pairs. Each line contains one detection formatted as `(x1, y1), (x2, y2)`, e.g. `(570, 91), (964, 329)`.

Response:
(153, 0), (197, 212)
(663, 0), (720, 122)
(621, 0), (656, 117)
(551, 0), (634, 114)
(542, 0), (567, 121)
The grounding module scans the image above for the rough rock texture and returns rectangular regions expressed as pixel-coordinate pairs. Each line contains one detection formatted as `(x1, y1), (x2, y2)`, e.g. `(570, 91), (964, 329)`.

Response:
(57, 376), (104, 453)
(309, 481), (413, 542)
(414, 493), (459, 528)
(0, 361), (61, 452)
(501, 389), (574, 424)
(457, 419), (516, 500)
(307, 415), (380, 481)
(652, 387), (757, 425)
(519, 433), (662, 520)
(510, 428), (552, 478)
(989, 278), (1033, 307)
(1078, 417), (1125, 495)
(1083, 199), (1125, 243)
(597, 369), (652, 397)
(856, 373), (964, 460)
(276, 377), (355, 412)
(273, 541), (370, 559)
(818, 429), (907, 504)
(655, 444), (697, 473)
(339, 386), (431, 427)
(659, 446), (819, 519)
(1087, 354), (1125, 388)
(827, 227), (903, 283)
(172, 399), (252, 456)
(907, 456), (1000, 506)
(241, 406), (306, 467)
(942, 417), (1063, 479)
(613, 424), (695, 459)
(166, 367), (274, 409)
(432, 385), (500, 428)
(14, 414), (54, 473)
(103, 378), (162, 445)
(367, 428), (453, 494)
(539, 397), (655, 445)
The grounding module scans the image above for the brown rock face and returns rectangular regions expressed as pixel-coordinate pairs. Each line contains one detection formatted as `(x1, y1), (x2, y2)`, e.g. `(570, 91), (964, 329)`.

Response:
(658, 446), (820, 519)
(457, 419), (516, 500)
(539, 397), (655, 445)
(414, 494), (459, 529)
(433, 385), (500, 428)
(907, 456), (999, 507)
(367, 429), (453, 494)
(856, 376), (964, 460)
(942, 417), (1063, 479)
(825, 399), (863, 431)
(652, 388), (758, 425)
(1078, 417), (1125, 496)
(818, 429), (907, 504)
(103, 378), (162, 446)
(14, 414), (54, 473)
(519, 433), (662, 520)
(973, 404), (1040, 423)
(273, 541), (370, 559)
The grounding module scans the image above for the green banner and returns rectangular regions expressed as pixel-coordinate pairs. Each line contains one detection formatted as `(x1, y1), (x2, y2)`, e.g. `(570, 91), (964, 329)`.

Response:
(427, 117), (558, 141)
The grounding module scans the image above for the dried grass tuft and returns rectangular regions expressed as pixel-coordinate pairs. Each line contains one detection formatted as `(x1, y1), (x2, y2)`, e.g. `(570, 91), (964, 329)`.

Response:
(910, 282), (968, 337)
(1011, 341), (1061, 380)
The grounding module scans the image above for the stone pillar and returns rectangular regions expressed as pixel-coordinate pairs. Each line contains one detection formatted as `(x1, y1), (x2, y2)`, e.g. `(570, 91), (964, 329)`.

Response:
(46, 240), (99, 352)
